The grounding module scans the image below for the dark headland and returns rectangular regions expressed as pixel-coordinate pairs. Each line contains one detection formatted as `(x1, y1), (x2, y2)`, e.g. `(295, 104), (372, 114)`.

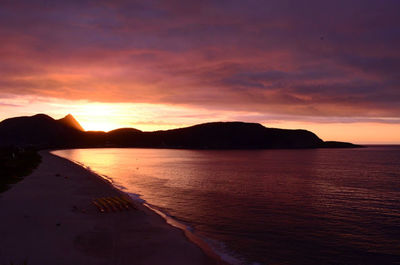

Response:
(0, 114), (361, 149)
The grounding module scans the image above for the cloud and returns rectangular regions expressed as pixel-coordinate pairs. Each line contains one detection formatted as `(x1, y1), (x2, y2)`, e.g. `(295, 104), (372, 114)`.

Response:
(0, 0), (399, 121)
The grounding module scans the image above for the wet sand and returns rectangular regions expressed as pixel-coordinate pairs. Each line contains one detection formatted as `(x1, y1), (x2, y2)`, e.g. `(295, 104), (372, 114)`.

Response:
(0, 151), (217, 265)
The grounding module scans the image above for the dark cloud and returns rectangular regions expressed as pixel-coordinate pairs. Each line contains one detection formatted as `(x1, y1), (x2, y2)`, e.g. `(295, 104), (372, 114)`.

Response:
(1, 0), (399, 120)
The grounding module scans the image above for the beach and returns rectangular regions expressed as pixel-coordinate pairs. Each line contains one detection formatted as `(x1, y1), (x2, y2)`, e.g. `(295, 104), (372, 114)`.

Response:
(0, 151), (217, 265)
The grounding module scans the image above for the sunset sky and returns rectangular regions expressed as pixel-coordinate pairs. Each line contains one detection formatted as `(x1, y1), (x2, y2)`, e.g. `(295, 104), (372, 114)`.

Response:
(1, 1), (399, 144)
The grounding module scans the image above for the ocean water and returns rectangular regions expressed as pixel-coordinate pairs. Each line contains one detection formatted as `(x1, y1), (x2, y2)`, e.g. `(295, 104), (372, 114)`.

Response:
(53, 146), (400, 265)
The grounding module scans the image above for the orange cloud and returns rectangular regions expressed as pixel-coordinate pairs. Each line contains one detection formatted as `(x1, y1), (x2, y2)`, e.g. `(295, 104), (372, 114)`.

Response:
(1, 1), (400, 143)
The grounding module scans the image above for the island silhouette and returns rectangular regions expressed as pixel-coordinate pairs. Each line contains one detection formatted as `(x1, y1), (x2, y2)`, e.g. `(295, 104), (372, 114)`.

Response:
(0, 114), (360, 149)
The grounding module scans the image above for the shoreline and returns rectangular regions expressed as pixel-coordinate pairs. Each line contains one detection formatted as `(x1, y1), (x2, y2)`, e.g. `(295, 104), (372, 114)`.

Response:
(0, 151), (221, 265)
(53, 151), (231, 265)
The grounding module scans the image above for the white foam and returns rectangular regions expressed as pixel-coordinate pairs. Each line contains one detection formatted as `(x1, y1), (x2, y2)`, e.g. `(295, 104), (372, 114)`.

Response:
(143, 202), (244, 265)
(201, 236), (244, 265)
(126, 192), (146, 203)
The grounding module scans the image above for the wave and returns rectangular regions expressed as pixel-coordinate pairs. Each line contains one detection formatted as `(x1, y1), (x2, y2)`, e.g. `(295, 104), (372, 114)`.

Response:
(141, 200), (244, 265)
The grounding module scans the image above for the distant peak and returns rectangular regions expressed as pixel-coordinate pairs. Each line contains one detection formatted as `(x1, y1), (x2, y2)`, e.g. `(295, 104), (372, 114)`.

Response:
(58, 114), (84, 131)
(32, 113), (53, 120)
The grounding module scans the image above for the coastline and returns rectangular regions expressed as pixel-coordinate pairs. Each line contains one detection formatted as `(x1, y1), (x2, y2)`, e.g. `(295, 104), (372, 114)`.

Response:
(0, 151), (220, 265)
(53, 151), (232, 265)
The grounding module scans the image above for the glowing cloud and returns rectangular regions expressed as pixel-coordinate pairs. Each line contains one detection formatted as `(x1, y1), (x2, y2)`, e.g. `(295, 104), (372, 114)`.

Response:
(1, 1), (400, 143)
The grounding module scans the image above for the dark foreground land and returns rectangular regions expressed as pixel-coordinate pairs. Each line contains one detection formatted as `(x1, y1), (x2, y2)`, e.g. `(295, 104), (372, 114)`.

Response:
(0, 147), (41, 193)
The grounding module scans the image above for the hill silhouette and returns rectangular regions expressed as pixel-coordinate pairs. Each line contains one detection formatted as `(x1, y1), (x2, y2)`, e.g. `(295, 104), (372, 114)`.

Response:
(58, 114), (84, 131)
(0, 114), (361, 149)
(0, 114), (85, 148)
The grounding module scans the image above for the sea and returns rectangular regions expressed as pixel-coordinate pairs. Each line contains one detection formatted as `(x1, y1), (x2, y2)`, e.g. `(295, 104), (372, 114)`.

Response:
(52, 146), (400, 265)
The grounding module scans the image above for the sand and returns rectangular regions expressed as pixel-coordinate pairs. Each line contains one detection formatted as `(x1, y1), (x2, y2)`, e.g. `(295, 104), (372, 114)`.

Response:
(0, 151), (217, 265)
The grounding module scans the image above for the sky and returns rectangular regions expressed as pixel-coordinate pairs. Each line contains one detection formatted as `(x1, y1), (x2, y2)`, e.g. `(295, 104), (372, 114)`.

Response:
(1, 0), (400, 144)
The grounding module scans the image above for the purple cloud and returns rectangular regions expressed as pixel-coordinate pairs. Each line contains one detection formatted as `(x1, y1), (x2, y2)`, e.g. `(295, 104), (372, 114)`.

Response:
(0, 0), (399, 120)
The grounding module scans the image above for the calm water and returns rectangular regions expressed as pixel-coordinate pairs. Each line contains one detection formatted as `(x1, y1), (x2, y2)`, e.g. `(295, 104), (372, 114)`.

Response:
(53, 147), (400, 265)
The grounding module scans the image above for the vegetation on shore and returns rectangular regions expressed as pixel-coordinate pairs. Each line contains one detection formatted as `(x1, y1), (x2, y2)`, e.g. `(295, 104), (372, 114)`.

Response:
(0, 147), (41, 193)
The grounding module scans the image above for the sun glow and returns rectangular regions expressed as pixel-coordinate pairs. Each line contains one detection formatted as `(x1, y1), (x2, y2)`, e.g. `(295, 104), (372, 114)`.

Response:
(75, 103), (122, 131)
(1, 95), (400, 143)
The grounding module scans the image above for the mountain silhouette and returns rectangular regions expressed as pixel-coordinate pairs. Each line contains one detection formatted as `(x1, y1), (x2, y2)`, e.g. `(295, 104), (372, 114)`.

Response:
(0, 114), (361, 149)
(58, 114), (84, 131)
(139, 122), (324, 149)
(0, 114), (84, 148)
